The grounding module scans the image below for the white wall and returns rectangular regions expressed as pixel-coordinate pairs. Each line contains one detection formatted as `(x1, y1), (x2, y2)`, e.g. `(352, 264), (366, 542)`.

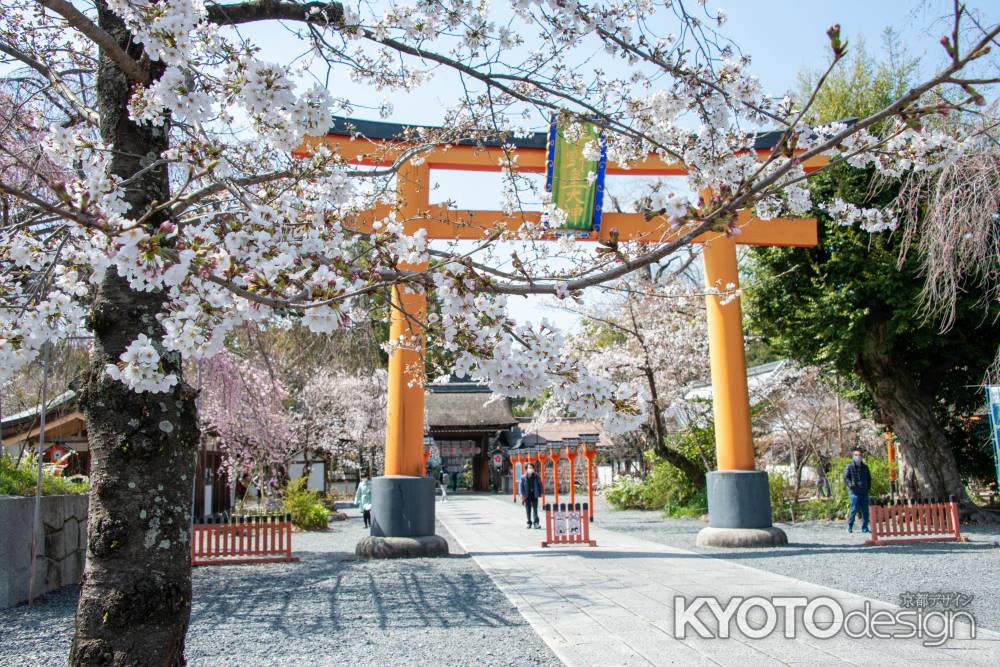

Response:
(288, 460), (325, 493)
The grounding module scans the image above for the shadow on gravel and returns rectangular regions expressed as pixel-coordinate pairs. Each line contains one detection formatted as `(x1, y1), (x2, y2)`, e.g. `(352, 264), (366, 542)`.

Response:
(189, 548), (514, 638)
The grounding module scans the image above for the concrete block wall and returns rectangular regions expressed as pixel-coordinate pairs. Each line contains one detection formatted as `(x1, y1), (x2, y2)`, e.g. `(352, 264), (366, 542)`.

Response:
(0, 494), (88, 608)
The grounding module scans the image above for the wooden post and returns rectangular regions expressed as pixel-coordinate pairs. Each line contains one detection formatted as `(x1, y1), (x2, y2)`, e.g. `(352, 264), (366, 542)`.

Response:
(537, 449), (547, 507)
(885, 432), (897, 499)
(565, 444), (578, 506)
(509, 454), (517, 501)
(549, 448), (561, 505)
(583, 444), (597, 522)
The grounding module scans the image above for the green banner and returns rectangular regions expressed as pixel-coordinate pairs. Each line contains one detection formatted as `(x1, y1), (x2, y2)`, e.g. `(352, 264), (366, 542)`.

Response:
(546, 118), (605, 231)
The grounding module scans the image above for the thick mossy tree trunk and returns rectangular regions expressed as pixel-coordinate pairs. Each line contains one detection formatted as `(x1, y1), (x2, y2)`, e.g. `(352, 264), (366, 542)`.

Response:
(69, 4), (199, 665)
(856, 323), (963, 499)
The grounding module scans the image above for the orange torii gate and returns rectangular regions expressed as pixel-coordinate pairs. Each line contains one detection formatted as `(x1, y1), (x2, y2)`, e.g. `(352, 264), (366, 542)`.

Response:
(300, 117), (821, 551)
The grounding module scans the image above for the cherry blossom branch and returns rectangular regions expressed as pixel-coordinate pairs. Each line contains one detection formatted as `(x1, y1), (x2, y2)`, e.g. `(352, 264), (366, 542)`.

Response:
(0, 43), (99, 125)
(34, 0), (149, 85)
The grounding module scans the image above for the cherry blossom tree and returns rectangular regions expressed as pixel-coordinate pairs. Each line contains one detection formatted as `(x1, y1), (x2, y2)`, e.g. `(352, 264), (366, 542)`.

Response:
(751, 364), (880, 518)
(0, 0), (998, 661)
(556, 278), (710, 480)
(297, 368), (387, 479)
(198, 349), (296, 498)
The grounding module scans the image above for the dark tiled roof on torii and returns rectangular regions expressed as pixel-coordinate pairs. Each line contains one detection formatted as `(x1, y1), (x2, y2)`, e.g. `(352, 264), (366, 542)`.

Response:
(327, 115), (792, 151)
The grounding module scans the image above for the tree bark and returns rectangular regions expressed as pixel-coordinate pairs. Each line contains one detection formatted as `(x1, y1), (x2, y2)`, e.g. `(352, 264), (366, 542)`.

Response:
(69, 4), (199, 665)
(855, 323), (963, 499)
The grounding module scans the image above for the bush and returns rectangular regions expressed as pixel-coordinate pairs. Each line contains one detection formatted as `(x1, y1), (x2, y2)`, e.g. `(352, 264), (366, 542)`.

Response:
(605, 475), (646, 509)
(769, 473), (791, 522)
(605, 454), (707, 518)
(0, 454), (89, 496)
(282, 477), (330, 530)
(772, 456), (891, 522)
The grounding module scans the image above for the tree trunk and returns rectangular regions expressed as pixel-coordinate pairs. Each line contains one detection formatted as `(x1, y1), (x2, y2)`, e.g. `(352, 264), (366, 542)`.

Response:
(69, 5), (198, 665)
(855, 323), (962, 499)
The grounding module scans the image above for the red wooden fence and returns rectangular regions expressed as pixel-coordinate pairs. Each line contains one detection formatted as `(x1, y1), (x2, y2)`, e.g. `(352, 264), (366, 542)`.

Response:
(541, 503), (597, 548)
(192, 514), (300, 566)
(866, 497), (966, 546)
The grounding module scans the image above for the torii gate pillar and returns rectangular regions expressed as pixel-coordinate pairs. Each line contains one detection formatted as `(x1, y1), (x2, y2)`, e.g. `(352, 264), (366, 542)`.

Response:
(359, 161), (448, 558)
(697, 235), (787, 547)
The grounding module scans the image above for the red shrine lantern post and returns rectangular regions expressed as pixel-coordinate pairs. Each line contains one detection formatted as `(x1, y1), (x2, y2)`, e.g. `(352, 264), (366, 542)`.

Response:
(563, 438), (579, 506)
(549, 447), (561, 506)
(581, 434), (599, 521)
(536, 448), (547, 506)
(508, 453), (517, 502)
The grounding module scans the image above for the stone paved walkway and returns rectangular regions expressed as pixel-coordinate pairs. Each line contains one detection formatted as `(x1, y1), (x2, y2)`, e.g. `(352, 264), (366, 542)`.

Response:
(437, 495), (1000, 666)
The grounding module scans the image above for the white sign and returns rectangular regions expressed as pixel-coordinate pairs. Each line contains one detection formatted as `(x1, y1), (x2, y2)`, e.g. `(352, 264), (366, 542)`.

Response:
(493, 453), (503, 467)
(552, 511), (583, 537)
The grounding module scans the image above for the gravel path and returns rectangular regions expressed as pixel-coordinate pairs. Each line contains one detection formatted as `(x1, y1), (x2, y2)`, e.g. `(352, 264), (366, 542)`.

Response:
(593, 495), (1000, 631)
(0, 503), (560, 667)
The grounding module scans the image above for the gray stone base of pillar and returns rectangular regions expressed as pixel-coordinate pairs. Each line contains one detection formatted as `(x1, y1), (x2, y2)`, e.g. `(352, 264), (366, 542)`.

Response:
(356, 475), (448, 559)
(696, 470), (787, 548)
(696, 526), (788, 548)
(355, 535), (449, 559)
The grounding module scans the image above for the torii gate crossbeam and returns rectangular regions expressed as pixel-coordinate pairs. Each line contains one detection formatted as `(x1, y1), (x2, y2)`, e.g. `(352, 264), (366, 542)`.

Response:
(299, 117), (820, 550)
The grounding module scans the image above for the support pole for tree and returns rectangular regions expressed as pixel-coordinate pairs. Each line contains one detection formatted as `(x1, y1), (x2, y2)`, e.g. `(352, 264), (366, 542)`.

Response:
(28, 342), (50, 606)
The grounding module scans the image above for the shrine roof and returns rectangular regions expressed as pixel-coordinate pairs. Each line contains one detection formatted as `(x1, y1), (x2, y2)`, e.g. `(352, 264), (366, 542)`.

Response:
(425, 376), (517, 429)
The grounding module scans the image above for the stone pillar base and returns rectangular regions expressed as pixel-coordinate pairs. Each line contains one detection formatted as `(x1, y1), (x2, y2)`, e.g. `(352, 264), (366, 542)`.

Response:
(698, 470), (787, 548)
(696, 526), (787, 548)
(356, 476), (448, 558)
(355, 535), (449, 559)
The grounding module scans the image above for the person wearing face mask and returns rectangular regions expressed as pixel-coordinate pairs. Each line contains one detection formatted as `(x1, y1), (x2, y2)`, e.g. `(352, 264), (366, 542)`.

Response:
(518, 464), (543, 529)
(843, 448), (872, 533)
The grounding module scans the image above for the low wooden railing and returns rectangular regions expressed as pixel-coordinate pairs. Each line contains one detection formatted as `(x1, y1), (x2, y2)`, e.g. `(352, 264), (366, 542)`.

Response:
(866, 496), (966, 546)
(192, 513), (299, 566)
(541, 502), (597, 548)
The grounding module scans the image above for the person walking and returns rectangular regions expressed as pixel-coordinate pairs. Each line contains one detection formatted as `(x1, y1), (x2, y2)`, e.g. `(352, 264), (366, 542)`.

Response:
(519, 464), (543, 529)
(355, 473), (373, 529)
(843, 448), (871, 533)
(438, 467), (449, 502)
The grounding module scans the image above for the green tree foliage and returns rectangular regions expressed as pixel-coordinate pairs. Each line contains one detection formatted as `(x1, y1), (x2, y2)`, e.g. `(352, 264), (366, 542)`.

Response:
(746, 36), (1000, 493)
(770, 457), (891, 522)
(0, 454), (89, 496)
(605, 422), (715, 517)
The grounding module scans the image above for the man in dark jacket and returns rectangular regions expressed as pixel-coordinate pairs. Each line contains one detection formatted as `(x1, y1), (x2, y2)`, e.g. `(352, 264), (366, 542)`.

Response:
(843, 448), (872, 533)
(519, 464), (543, 529)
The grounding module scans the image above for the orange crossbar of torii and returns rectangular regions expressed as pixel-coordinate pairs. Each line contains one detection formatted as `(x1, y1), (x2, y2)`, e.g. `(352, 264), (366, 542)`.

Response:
(295, 133), (821, 247)
(298, 120), (823, 481)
